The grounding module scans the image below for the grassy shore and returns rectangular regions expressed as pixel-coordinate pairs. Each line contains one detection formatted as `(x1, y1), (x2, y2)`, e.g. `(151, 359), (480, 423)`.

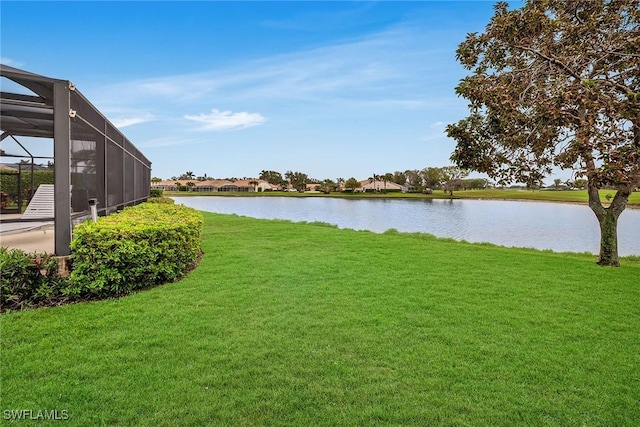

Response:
(2, 213), (639, 426)
(164, 188), (640, 207)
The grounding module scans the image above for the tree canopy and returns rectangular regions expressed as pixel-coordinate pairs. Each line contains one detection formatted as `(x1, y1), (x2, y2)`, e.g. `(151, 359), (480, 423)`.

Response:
(285, 171), (309, 192)
(344, 177), (362, 191)
(446, 0), (639, 266)
(259, 170), (285, 186)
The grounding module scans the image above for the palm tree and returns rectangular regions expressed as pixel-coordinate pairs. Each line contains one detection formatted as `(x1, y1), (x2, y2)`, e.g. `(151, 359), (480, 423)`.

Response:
(322, 179), (335, 194)
(185, 171), (195, 180)
(248, 180), (259, 192)
(383, 173), (393, 192)
(368, 174), (380, 192)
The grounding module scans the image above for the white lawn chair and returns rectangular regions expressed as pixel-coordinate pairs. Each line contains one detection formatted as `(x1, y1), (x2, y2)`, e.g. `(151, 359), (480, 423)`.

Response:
(21, 184), (55, 219)
(0, 184), (55, 235)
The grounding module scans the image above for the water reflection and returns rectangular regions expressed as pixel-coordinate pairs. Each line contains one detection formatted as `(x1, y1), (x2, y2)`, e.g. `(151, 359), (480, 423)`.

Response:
(174, 196), (640, 256)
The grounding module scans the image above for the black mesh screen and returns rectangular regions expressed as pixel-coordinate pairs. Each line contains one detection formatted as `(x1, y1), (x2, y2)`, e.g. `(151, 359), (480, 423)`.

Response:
(106, 122), (123, 147)
(124, 150), (135, 203)
(70, 107), (151, 214)
(106, 139), (124, 208)
(70, 119), (105, 213)
(71, 91), (104, 133)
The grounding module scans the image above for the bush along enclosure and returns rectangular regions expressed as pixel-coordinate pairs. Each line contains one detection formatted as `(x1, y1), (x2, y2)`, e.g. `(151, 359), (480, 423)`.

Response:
(68, 202), (204, 298)
(0, 201), (203, 312)
(0, 249), (68, 312)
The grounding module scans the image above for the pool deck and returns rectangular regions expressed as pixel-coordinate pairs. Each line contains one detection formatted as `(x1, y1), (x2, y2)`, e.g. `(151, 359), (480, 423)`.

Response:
(1, 227), (55, 254)
(1, 214), (55, 253)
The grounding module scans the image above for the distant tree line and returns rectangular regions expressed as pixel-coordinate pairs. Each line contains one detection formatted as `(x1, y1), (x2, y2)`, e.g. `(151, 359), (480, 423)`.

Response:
(156, 166), (505, 195)
(153, 167), (595, 195)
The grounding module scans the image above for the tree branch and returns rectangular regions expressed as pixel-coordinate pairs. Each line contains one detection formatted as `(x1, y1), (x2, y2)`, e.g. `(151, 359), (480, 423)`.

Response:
(513, 44), (583, 82)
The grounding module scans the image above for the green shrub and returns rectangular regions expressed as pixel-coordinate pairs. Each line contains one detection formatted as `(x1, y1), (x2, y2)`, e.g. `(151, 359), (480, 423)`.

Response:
(68, 203), (203, 297)
(0, 248), (67, 312)
(147, 196), (175, 204)
(150, 188), (163, 198)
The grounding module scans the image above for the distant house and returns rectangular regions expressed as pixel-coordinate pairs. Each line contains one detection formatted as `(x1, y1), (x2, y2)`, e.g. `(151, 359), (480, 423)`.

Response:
(402, 184), (416, 193)
(218, 183), (240, 192)
(193, 182), (215, 192)
(356, 179), (403, 192)
(152, 180), (183, 191)
(197, 179), (234, 192)
(152, 180), (205, 191)
(305, 182), (321, 192)
(151, 178), (273, 192)
(233, 179), (272, 192)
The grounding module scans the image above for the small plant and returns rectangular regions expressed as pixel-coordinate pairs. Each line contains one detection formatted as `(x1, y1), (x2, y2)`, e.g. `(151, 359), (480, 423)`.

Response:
(0, 248), (67, 312)
(150, 188), (164, 198)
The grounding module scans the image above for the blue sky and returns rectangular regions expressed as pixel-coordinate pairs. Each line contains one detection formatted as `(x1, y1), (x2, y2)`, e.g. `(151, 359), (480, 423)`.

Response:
(1, 1), (540, 182)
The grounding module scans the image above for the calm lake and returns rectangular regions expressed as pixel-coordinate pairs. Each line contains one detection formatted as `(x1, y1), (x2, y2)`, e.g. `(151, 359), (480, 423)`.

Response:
(174, 196), (640, 256)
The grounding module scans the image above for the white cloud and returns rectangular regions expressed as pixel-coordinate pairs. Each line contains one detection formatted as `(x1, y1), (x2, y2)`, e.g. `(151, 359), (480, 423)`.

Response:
(112, 113), (156, 128)
(184, 109), (266, 131)
(0, 57), (23, 67)
(94, 22), (454, 112)
(136, 135), (201, 148)
(430, 121), (445, 128)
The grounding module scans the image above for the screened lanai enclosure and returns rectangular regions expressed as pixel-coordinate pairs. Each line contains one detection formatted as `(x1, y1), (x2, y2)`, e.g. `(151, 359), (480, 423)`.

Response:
(1, 65), (151, 255)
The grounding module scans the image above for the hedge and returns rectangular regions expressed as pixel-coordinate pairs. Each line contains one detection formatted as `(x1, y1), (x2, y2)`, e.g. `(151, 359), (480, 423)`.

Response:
(0, 248), (68, 312)
(68, 203), (203, 297)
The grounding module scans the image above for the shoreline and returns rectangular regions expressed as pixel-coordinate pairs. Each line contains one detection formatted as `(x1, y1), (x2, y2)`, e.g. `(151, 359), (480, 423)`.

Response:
(167, 191), (640, 209)
(432, 196), (640, 210)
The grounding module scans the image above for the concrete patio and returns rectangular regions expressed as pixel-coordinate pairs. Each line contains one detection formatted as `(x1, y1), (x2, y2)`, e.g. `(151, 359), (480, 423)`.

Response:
(1, 225), (55, 254)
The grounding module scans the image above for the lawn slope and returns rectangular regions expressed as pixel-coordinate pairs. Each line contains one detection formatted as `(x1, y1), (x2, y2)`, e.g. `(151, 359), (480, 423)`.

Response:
(1, 213), (639, 426)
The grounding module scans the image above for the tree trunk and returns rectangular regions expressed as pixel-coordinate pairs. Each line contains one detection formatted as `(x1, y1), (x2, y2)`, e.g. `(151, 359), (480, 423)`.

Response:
(587, 180), (631, 267)
(595, 208), (620, 266)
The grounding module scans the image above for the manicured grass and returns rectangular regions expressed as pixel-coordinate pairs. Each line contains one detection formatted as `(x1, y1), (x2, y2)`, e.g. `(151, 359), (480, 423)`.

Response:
(2, 213), (639, 425)
(165, 188), (640, 206)
(444, 188), (640, 205)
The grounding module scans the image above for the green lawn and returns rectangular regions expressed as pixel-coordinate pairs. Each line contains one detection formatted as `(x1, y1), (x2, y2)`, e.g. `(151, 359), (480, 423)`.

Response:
(2, 213), (639, 426)
(165, 188), (640, 206)
(442, 188), (640, 205)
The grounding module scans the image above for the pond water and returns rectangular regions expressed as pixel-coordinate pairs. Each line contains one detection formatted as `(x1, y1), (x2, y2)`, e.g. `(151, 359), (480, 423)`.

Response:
(174, 196), (640, 256)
